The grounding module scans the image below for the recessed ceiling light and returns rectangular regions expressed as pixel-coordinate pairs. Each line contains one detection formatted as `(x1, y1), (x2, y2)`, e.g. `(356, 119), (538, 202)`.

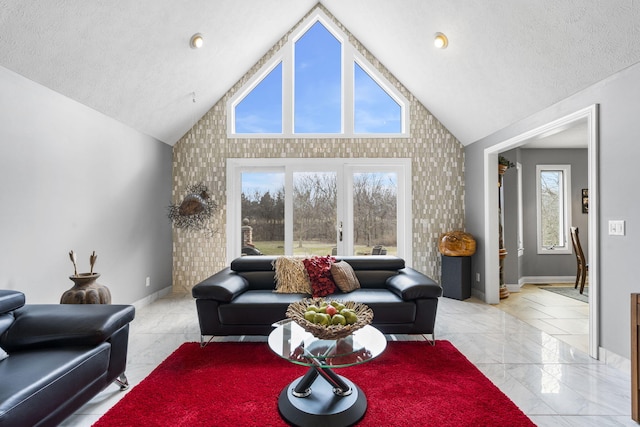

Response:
(190, 33), (204, 49)
(434, 32), (448, 49)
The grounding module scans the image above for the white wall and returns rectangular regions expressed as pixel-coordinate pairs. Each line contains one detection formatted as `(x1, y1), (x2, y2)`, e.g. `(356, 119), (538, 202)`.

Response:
(0, 66), (173, 304)
(465, 62), (640, 359)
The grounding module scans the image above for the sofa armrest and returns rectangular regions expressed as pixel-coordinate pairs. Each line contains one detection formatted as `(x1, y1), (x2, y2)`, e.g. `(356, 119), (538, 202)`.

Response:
(386, 268), (442, 300)
(0, 304), (135, 351)
(191, 267), (249, 302)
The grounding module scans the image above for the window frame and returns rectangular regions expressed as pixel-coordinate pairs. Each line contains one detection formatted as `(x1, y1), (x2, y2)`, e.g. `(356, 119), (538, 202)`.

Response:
(536, 164), (572, 255)
(226, 8), (409, 139)
(226, 158), (412, 264)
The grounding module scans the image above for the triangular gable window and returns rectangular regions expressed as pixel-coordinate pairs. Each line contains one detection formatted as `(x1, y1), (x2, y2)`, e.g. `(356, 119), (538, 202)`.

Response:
(228, 8), (408, 138)
(354, 62), (402, 134)
(235, 63), (282, 134)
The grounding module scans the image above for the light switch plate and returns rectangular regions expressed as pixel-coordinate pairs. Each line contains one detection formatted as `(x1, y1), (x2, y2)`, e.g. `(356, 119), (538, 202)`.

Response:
(608, 220), (625, 236)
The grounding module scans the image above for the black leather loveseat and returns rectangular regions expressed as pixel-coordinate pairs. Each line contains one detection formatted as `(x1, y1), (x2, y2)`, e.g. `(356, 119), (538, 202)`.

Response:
(192, 256), (442, 344)
(0, 290), (135, 427)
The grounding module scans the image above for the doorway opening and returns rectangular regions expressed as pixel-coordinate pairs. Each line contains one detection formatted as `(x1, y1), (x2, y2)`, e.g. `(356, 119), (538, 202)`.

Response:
(483, 105), (599, 358)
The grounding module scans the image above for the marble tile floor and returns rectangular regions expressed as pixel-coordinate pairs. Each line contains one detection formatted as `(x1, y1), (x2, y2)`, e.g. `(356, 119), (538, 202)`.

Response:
(495, 283), (590, 355)
(61, 291), (635, 427)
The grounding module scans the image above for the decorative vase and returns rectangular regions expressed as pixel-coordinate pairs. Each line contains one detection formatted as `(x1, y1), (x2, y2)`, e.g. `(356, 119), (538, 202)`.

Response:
(60, 273), (112, 304)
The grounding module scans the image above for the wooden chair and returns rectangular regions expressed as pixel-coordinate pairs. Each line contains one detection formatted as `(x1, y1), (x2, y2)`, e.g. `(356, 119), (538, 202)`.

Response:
(570, 227), (588, 294)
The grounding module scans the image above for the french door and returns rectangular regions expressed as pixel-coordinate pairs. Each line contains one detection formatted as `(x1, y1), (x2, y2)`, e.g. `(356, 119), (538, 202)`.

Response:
(227, 158), (411, 264)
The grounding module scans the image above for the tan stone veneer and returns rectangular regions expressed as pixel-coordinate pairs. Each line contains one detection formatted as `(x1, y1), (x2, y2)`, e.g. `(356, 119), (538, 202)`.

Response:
(172, 5), (464, 292)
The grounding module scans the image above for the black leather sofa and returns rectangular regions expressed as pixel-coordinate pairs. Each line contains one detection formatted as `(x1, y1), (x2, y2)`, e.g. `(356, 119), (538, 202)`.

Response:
(0, 290), (135, 427)
(192, 256), (442, 344)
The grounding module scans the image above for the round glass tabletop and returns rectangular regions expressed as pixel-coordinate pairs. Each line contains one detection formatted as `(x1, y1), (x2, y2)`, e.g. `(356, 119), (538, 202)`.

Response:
(268, 321), (387, 368)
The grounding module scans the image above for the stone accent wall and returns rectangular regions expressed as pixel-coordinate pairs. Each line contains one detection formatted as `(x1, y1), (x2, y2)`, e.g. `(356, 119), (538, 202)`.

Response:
(172, 5), (465, 292)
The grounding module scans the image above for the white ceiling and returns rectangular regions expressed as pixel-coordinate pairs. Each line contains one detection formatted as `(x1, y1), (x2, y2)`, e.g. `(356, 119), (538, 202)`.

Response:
(1, 1), (639, 146)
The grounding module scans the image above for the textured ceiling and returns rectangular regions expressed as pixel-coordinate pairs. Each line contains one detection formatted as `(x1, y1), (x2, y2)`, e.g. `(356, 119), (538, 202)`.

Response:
(1, 1), (639, 146)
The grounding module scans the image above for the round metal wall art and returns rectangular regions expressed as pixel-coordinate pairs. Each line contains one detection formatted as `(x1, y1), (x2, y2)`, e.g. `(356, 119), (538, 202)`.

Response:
(168, 183), (217, 235)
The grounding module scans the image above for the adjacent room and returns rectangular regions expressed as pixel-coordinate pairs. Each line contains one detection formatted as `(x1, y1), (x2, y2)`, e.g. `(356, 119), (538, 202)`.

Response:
(1, 1), (640, 426)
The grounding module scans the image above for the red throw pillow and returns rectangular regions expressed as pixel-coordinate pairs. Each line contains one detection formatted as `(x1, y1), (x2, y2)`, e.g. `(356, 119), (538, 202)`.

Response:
(303, 256), (337, 297)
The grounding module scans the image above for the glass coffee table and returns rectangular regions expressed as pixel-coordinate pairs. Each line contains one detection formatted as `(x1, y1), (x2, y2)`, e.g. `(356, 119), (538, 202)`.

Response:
(268, 320), (387, 427)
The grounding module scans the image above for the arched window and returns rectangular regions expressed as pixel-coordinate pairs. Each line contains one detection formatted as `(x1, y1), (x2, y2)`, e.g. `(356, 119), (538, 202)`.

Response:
(228, 9), (408, 138)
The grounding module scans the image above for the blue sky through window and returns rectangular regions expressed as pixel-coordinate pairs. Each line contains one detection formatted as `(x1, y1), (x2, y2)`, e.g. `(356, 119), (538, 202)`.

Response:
(354, 63), (401, 133)
(294, 21), (341, 133)
(232, 18), (404, 135)
(235, 63), (282, 133)
(243, 171), (394, 197)
(242, 172), (284, 195)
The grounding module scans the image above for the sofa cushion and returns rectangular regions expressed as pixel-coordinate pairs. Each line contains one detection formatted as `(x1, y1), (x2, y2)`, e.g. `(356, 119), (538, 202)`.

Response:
(332, 289), (416, 324)
(272, 257), (312, 294)
(303, 256), (337, 297)
(218, 291), (305, 325)
(331, 261), (361, 293)
(0, 344), (110, 427)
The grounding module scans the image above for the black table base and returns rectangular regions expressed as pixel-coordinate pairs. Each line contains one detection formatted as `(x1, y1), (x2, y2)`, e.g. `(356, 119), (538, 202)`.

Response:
(278, 371), (366, 427)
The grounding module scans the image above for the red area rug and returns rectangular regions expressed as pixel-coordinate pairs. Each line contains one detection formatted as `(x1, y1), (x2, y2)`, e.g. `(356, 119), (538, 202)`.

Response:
(94, 341), (534, 427)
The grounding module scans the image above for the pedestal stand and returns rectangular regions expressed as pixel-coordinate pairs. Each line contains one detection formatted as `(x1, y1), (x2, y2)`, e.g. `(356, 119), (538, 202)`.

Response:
(441, 255), (471, 300)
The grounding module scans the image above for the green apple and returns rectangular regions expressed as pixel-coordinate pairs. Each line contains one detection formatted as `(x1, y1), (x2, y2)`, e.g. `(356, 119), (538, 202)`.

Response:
(306, 305), (319, 312)
(330, 301), (346, 311)
(304, 310), (316, 322)
(331, 314), (347, 325)
(343, 311), (358, 324)
(314, 313), (330, 325)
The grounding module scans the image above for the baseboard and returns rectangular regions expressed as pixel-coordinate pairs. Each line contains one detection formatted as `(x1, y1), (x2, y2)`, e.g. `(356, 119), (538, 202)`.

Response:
(471, 288), (485, 301)
(505, 283), (523, 292)
(131, 286), (173, 311)
(599, 346), (630, 374)
(471, 277), (575, 296)
(519, 276), (575, 285)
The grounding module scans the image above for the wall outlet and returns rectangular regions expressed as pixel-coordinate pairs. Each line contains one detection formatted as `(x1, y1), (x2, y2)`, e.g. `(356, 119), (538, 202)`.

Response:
(145, 277), (151, 287)
(476, 273), (481, 282)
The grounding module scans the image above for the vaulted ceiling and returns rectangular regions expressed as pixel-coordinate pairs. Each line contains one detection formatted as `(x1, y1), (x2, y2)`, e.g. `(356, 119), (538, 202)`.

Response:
(1, 1), (639, 146)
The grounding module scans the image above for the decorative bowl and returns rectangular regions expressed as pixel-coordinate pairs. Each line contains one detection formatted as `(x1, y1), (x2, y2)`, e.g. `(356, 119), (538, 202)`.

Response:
(286, 297), (373, 340)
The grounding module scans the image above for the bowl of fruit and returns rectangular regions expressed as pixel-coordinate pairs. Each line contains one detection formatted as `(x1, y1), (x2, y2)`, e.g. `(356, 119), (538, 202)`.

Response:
(286, 298), (373, 340)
